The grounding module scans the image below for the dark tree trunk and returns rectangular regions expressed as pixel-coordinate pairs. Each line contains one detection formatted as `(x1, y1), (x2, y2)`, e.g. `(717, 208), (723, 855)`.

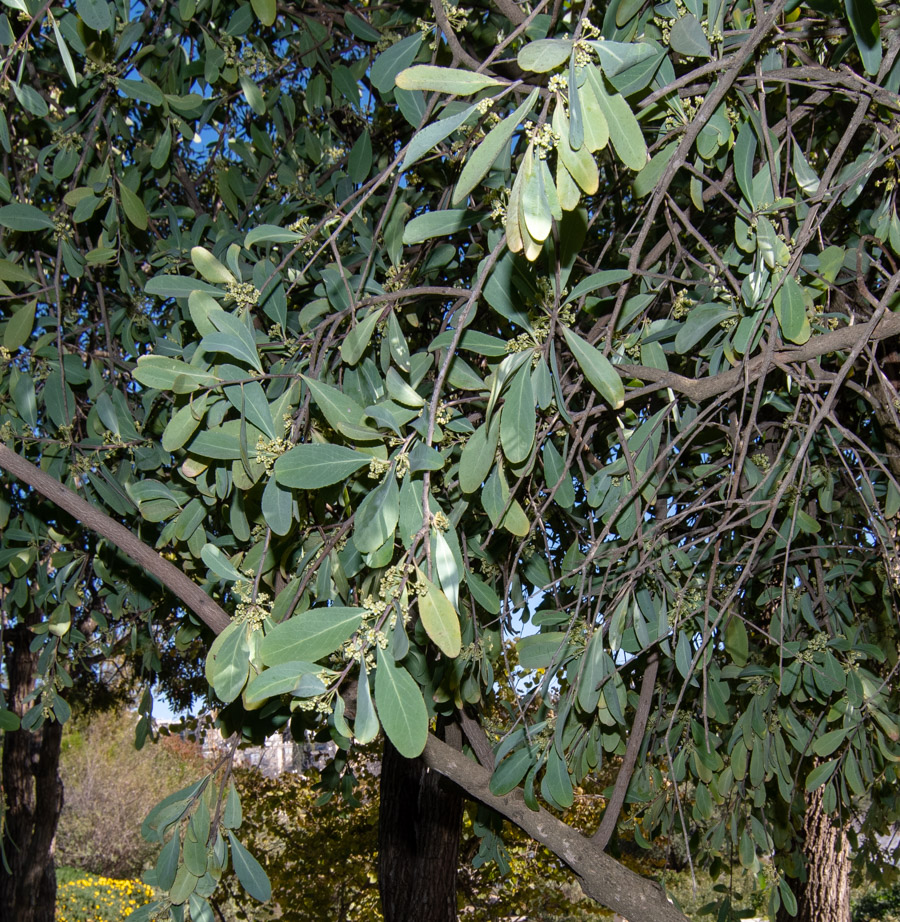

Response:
(0, 624), (64, 922)
(378, 725), (464, 922)
(777, 786), (850, 922)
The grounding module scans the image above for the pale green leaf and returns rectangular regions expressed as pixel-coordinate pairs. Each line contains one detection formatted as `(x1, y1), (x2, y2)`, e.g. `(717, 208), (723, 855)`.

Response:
(374, 647), (428, 757)
(260, 607), (365, 665)
(517, 39), (573, 73)
(453, 89), (539, 205)
(275, 443), (370, 488)
(416, 569), (461, 656)
(395, 65), (503, 94)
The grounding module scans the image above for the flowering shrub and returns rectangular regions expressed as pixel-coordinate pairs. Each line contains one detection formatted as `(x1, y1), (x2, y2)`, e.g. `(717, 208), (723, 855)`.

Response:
(56, 872), (154, 922)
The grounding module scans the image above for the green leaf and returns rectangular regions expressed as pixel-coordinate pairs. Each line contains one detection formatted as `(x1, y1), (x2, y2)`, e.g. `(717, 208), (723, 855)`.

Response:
(275, 444), (370, 488)
(341, 309), (381, 365)
(395, 66), (503, 94)
(226, 832), (271, 902)
(224, 780), (242, 829)
(118, 77), (164, 107)
(4, 300), (36, 351)
(778, 879), (798, 918)
(353, 472), (400, 553)
(541, 750), (574, 809)
(845, 0), (881, 75)
(374, 647), (428, 757)
(205, 312), (262, 372)
(774, 274), (810, 345)
(261, 476), (293, 535)
(189, 420), (267, 459)
(145, 275), (224, 300)
(345, 12), (381, 42)
(560, 326), (624, 409)
(245, 225), (304, 246)
(132, 356), (220, 392)
(260, 607), (365, 665)
(584, 66), (647, 171)
(118, 181), (148, 230)
(240, 75), (267, 116)
(156, 833), (180, 891)
(734, 121), (757, 205)
(251, 0), (276, 26)
(517, 633), (569, 669)
(348, 131), (372, 182)
(564, 269), (632, 304)
(205, 623), (251, 704)
(0, 259), (37, 284)
(402, 210), (482, 244)
(183, 824), (208, 877)
(77, 0), (112, 30)
(401, 102), (478, 170)
(668, 14), (711, 57)
(453, 89), (539, 205)
(243, 661), (326, 705)
(0, 709), (21, 731)
(459, 417), (500, 493)
(371, 34), (424, 95)
(517, 39), (573, 73)
(191, 247), (235, 285)
(200, 544), (245, 582)
(12, 83), (48, 117)
(589, 40), (659, 77)
(500, 363), (535, 464)
(725, 616), (748, 666)
(51, 17), (79, 86)
(813, 728), (849, 758)
(0, 204), (54, 232)
(416, 570), (461, 657)
(354, 661), (380, 744)
(302, 376), (377, 438)
(805, 759), (838, 792)
(490, 747), (534, 795)
(633, 142), (677, 198)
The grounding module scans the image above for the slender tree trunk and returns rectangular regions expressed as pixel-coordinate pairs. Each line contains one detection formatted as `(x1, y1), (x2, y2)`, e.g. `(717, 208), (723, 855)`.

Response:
(378, 725), (464, 922)
(0, 624), (64, 922)
(778, 786), (850, 922)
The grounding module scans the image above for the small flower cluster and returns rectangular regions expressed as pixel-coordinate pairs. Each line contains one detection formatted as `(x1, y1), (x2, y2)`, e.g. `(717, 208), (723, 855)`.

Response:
(526, 122), (558, 158)
(234, 581), (270, 628)
(255, 434), (292, 471)
(55, 872), (154, 922)
(226, 280), (260, 309)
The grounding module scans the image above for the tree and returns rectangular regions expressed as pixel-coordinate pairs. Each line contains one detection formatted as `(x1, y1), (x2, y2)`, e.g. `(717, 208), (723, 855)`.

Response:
(1, 0), (900, 919)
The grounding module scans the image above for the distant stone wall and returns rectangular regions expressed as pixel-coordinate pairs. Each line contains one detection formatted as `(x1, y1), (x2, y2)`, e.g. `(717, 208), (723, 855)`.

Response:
(201, 726), (334, 777)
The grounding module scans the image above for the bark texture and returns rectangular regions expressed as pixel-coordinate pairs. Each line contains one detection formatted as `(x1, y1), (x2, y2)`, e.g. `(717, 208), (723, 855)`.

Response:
(378, 729), (464, 922)
(778, 787), (851, 922)
(0, 624), (65, 922)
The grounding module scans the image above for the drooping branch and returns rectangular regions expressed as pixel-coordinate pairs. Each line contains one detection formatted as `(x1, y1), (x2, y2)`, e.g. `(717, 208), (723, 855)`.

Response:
(421, 735), (689, 922)
(0, 443), (232, 635)
(592, 651), (659, 849)
(617, 311), (900, 403)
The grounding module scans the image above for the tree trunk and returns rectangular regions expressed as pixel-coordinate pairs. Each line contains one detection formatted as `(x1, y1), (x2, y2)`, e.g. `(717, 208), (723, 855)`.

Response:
(378, 725), (464, 922)
(778, 786), (850, 922)
(0, 624), (65, 922)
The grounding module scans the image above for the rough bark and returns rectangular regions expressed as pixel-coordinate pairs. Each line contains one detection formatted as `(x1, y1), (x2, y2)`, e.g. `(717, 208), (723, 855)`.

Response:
(0, 624), (65, 922)
(378, 726), (464, 922)
(777, 787), (851, 922)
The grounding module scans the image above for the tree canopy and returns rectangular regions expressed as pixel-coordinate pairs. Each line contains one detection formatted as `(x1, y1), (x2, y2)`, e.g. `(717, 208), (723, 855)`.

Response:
(2, 0), (900, 918)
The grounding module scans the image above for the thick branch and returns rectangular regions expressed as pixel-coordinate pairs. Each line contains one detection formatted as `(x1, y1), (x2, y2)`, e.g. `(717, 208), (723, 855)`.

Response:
(0, 443), (232, 635)
(422, 735), (688, 922)
(617, 312), (900, 403)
